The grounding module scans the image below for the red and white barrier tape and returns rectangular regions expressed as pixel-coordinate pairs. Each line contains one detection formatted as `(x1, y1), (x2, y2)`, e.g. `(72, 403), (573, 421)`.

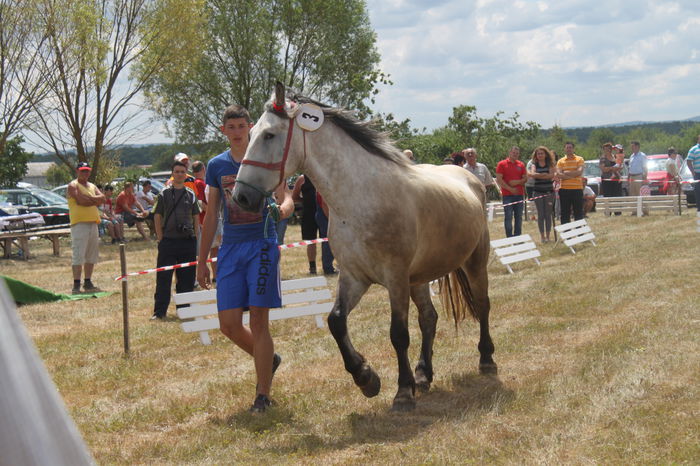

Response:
(114, 237), (329, 281)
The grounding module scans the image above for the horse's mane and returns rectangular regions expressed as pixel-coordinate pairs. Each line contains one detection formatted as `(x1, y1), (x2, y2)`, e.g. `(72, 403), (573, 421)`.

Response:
(265, 93), (410, 167)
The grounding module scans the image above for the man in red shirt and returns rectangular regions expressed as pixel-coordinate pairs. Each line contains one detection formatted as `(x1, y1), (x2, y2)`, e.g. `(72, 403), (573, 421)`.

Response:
(495, 146), (527, 237)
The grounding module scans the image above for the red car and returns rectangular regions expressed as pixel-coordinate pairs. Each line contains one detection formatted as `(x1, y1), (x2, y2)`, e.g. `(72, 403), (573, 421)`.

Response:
(645, 154), (680, 195)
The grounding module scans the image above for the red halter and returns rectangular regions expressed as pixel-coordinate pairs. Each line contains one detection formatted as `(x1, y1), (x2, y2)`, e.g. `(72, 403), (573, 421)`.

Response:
(241, 107), (296, 189)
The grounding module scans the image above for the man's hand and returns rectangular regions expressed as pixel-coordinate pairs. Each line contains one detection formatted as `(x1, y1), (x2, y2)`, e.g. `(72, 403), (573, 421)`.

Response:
(196, 261), (211, 290)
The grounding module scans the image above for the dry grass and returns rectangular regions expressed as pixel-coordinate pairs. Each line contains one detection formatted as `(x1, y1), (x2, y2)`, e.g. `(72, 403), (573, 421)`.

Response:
(2, 209), (699, 464)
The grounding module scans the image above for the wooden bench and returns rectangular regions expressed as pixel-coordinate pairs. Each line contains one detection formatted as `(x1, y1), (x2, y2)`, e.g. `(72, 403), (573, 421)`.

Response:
(597, 195), (685, 216)
(490, 234), (541, 274)
(554, 219), (596, 254)
(173, 276), (333, 345)
(0, 228), (71, 260)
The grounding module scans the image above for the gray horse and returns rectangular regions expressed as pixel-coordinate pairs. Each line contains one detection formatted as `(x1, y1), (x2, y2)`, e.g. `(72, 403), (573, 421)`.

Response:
(232, 82), (496, 411)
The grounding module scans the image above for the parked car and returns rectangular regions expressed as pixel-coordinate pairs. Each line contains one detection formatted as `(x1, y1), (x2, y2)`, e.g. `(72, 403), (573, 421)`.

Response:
(638, 154), (695, 206)
(51, 184), (68, 198)
(583, 159), (629, 196)
(0, 188), (69, 225)
(0, 198), (45, 231)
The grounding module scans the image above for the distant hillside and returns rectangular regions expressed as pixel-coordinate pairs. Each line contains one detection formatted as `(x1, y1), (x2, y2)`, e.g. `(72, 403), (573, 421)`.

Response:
(547, 117), (700, 143)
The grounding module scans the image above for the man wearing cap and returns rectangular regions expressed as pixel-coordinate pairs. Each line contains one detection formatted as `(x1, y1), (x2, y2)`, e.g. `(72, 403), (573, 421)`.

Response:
(168, 153), (197, 193)
(67, 162), (106, 294)
(686, 135), (700, 212)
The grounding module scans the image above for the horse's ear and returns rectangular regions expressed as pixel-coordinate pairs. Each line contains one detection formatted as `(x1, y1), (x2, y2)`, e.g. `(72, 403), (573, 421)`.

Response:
(274, 81), (285, 108)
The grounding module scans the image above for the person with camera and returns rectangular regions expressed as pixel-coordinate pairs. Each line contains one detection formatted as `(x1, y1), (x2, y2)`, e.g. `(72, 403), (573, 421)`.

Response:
(151, 161), (200, 320)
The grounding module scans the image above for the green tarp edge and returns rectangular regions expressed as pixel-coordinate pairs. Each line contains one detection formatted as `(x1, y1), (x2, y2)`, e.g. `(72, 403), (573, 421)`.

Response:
(1, 275), (112, 305)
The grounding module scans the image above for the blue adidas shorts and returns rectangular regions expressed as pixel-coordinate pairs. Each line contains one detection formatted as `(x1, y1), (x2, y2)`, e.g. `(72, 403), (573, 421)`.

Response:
(216, 238), (282, 311)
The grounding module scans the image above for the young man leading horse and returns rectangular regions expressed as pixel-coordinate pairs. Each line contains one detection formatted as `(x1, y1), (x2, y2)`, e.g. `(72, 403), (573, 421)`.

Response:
(196, 105), (294, 414)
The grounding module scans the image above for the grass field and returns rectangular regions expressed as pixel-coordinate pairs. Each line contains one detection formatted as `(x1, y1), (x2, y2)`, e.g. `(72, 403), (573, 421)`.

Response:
(2, 209), (699, 464)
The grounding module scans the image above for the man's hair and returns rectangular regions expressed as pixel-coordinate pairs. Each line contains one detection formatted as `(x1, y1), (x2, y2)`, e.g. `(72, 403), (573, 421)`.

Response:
(631, 141), (640, 146)
(124, 182), (133, 190)
(172, 160), (188, 172)
(565, 141), (575, 147)
(192, 160), (205, 173)
(104, 184), (114, 191)
(222, 104), (251, 125)
(142, 180), (151, 187)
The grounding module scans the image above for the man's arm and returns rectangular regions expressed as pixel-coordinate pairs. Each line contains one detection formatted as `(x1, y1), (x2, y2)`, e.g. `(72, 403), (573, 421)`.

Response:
(196, 187), (220, 289)
(67, 181), (98, 206)
(687, 156), (694, 173)
(495, 173), (516, 194)
(154, 213), (163, 242)
(291, 175), (304, 203)
(275, 182), (294, 219)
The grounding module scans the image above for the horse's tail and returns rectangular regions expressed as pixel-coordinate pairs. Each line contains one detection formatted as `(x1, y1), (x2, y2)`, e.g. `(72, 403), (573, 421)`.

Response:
(438, 268), (479, 326)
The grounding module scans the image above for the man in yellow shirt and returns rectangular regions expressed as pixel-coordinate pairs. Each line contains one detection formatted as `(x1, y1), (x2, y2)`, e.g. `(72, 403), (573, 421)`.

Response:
(67, 162), (106, 294)
(556, 142), (585, 224)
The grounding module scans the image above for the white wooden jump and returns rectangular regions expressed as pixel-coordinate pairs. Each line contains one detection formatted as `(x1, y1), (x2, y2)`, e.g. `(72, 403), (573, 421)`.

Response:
(554, 219), (596, 254)
(487, 200), (535, 222)
(174, 276), (333, 345)
(597, 195), (685, 216)
(490, 234), (541, 274)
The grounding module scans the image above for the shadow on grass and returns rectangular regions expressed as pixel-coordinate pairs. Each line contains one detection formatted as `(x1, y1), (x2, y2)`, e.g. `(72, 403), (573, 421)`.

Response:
(261, 371), (515, 455)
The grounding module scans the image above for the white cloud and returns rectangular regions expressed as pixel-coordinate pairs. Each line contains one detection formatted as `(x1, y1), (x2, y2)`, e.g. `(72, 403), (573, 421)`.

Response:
(366, 0), (700, 129)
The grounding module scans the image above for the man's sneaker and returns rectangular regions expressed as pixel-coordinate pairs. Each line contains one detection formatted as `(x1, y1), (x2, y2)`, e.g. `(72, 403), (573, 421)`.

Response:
(249, 394), (272, 414)
(71, 285), (82, 295)
(309, 263), (317, 275)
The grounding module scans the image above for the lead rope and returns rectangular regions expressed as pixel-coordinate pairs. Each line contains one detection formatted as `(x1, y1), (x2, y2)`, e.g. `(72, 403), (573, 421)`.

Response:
(233, 178), (281, 239)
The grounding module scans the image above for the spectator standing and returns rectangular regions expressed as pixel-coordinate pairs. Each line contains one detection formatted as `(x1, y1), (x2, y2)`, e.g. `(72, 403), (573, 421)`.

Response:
(463, 148), (495, 188)
(527, 146), (555, 242)
(168, 153), (198, 193)
(665, 147), (682, 195)
(151, 161), (200, 320)
(66, 162), (105, 294)
(114, 182), (149, 240)
(627, 141), (648, 215)
(686, 135), (700, 212)
(196, 104), (293, 414)
(495, 146), (527, 237)
(599, 142), (623, 197)
(292, 174), (324, 275)
(556, 142), (585, 224)
(191, 160), (208, 226)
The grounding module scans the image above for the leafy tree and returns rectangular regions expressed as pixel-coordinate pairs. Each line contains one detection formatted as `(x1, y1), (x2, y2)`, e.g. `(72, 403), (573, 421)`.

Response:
(0, 136), (32, 187)
(29, 0), (205, 181)
(144, 0), (387, 143)
(45, 163), (73, 187)
(0, 0), (50, 155)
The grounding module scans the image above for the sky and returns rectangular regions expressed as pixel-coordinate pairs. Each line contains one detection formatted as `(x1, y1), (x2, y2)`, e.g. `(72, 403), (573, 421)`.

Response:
(22, 0), (700, 152)
(364, 0), (700, 131)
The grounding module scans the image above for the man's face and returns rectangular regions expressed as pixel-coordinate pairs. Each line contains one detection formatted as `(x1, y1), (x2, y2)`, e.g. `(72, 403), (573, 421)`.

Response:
(143, 183), (151, 193)
(631, 143), (640, 153)
(565, 143), (574, 155)
(77, 169), (90, 182)
(194, 167), (205, 180)
(221, 117), (251, 147)
(172, 166), (188, 184)
(508, 147), (520, 160)
(464, 150), (477, 165)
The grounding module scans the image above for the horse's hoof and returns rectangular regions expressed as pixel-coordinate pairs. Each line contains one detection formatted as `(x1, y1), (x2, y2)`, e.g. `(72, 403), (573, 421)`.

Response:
(391, 396), (416, 412)
(479, 362), (498, 375)
(354, 365), (381, 398)
(415, 373), (431, 393)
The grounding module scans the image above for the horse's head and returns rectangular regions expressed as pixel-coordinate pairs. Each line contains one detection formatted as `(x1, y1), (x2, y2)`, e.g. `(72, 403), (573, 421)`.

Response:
(232, 81), (303, 212)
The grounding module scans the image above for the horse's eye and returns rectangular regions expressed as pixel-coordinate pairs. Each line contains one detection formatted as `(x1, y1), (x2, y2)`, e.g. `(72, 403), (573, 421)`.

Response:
(264, 133), (274, 140)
